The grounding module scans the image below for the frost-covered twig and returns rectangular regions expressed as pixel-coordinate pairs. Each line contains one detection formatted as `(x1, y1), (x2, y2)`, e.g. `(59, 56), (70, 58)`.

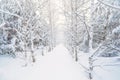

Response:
(0, 9), (23, 19)
(14, 0), (23, 11)
(97, 0), (120, 10)
(106, 45), (120, 52)
(0, 22), (6, 28)
(103, 63), (120, 66)
(78, 62), (89, 71)
(90, 43), (103, 57)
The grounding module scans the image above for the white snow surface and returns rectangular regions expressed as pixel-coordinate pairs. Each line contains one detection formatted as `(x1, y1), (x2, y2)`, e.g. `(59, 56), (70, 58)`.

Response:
(0, 44), (120, 80)
(0, 44), (87, 80)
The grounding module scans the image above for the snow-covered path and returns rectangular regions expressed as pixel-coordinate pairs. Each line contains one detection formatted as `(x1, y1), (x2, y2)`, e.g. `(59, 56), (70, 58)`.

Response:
(0, 44), (87, 80)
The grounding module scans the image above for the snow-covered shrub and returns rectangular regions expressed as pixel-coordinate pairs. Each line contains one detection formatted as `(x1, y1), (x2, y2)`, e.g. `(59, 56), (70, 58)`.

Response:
(15, 45), (24, 52)
(3, 45), (15, 54)
(112, 26), (120, 39)
(0, 22), (16, 57)
(99, 49), (119, 57)
(0, 44), (15, 57)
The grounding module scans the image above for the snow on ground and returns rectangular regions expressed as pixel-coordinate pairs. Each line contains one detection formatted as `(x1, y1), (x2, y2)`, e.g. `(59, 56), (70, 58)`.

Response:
(0, 44), (87, 80)
(93, 58), (120, 80)
(78, 53), (120, 80)
(93, 66), (120, 80)
(0, 44), (120, 80)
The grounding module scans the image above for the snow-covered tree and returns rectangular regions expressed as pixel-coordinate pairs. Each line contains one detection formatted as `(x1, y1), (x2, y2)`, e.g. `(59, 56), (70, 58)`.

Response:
(0, 0), (52, 64)
(64, 0), (120, 79)
(63, 0), (91, 61)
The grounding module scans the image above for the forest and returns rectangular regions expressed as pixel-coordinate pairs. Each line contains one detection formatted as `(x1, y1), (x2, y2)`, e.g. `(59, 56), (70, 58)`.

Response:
(0, 0), (120, 80)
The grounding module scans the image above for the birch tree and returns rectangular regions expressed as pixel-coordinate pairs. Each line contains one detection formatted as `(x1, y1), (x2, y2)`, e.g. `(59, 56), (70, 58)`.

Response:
(0, 0), (52, 65)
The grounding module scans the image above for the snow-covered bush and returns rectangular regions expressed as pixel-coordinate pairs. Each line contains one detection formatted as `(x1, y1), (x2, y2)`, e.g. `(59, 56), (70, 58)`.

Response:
(112, 26), (120, 39)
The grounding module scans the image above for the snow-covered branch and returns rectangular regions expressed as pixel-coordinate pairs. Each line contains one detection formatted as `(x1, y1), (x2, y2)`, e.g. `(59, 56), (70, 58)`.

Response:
(0, 9), (22, 19)
(97, 0), (120, 10)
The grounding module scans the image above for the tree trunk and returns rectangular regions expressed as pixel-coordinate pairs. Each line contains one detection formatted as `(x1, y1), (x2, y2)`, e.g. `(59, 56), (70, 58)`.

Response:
(42, 46), (44, 56)
(31, 50), (35, 63)
(75, 47), (78, 61)
(88, 57), (93, 80)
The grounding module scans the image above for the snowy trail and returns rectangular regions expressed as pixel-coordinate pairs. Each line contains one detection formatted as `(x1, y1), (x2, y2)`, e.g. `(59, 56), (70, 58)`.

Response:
(35, 44), (87, 80)
(0, 44), (87, 80)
